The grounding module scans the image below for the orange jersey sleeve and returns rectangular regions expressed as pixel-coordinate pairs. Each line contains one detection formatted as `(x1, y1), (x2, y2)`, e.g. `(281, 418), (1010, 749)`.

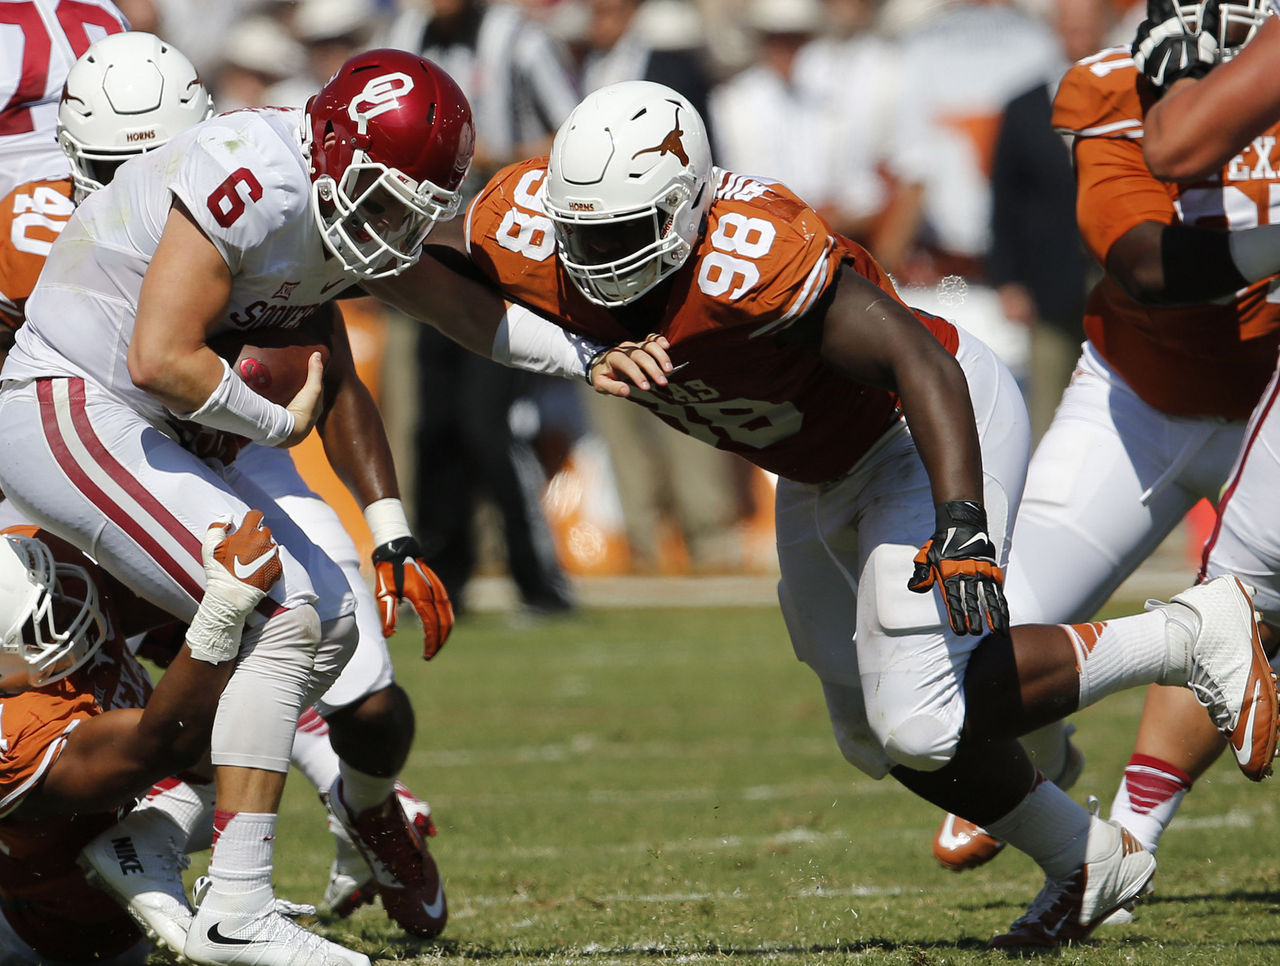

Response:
(468, 162), (958, 483)
(0, 177), (74, 328)
(1054, 47), (1280, 419)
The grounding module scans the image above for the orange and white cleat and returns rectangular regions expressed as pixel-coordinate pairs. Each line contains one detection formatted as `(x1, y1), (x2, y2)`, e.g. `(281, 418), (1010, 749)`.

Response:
(932, 813), (1005, 872)
(1171, 576), (1280, 781)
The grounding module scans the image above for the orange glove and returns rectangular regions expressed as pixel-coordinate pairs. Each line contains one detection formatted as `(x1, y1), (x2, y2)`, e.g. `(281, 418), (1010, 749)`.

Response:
(906, 501), (1008, 636)
(372, 537), (454, 659)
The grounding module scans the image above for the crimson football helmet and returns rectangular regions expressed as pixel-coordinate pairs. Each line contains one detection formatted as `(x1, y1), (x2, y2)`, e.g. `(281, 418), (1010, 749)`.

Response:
(304, 50), (475, 279)
(57, 32), (212, 202)
(545, 81), (713, 307)
(0, 534), (108, 691)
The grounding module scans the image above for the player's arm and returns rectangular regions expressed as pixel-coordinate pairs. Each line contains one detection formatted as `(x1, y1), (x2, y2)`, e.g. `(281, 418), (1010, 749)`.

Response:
(369, 246), (660, 395)
(1143, 17), (1280, 179)
(13, 513), (282, 817)
(812, 265), (1007, 636)
(310, 302), (454, 658)
(1073, 135), (1280, 304)
(128, 202), (322, 446)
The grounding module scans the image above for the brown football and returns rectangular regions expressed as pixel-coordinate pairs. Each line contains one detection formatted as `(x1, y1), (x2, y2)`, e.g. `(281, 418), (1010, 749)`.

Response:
(208, 327), (331, 406)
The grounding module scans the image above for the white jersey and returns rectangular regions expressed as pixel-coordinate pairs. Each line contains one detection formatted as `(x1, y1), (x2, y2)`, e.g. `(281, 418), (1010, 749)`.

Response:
(6, 107), (350, 428)
(0, 0), (127, 198)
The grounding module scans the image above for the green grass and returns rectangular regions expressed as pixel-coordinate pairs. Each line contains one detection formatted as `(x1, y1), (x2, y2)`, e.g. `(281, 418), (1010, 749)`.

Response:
(156, 604), (1280, 964)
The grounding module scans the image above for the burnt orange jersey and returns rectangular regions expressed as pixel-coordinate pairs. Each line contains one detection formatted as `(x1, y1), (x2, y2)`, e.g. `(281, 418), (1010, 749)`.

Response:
(1053, 46), (1280, 420)
(0, 527), (150, 961)
(0, 177), (74, 332)
(467, 161), (959, 484)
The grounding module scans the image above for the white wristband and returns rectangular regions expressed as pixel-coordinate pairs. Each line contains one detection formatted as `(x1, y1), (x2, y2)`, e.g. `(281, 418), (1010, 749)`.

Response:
(364, 497), (412, 547)
(1228, 224), (1280, 283)
(491, 302), (605, 381)
(178, 358), (296, 447)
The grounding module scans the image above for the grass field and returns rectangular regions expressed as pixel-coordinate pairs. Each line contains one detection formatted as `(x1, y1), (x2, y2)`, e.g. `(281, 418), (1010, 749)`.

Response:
(155, 601), (1280, 965)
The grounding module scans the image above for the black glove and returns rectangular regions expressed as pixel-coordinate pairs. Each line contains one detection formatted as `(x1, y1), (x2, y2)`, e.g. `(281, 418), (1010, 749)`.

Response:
(1133, 0), (1220, 95)
(907, 501), (1009, 636)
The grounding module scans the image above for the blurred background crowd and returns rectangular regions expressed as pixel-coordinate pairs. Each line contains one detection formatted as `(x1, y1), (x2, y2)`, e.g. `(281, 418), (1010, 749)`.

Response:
(109, 0), (1150, 615)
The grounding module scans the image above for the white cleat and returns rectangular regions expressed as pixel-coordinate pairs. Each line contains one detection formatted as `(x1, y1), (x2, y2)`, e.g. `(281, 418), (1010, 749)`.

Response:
(77, 808), (193, 956)
(1169, 576), (1280, 781)
(988, 816), (1155, 948)
(184, 884), (369, 966)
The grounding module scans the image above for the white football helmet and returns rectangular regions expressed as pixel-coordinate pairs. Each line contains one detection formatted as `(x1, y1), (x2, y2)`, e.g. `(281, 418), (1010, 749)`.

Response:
(0, 534), (108, 691)
(57, 31), (213, 201)
(545, 81), (713, 307)
(1172, 0), (1274, 61)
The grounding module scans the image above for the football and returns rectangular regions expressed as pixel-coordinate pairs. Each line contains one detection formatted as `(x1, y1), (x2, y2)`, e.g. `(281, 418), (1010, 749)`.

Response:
(208, 326), (331, 406)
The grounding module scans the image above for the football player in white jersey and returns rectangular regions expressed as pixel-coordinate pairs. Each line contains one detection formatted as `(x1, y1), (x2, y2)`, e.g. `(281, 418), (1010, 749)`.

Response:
(0, 48), (482, 966)
(15, 32), (452, 948)
(0, 0), (127, 199)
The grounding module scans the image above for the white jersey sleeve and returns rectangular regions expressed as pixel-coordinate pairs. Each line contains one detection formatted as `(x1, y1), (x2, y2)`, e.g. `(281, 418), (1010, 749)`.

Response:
(164, 115), (310, 276)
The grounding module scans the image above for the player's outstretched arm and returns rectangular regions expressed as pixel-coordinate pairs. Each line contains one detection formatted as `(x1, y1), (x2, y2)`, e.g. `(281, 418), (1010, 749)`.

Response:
(1144, 16), (1280, 180)
(370, 247), (654, 392)
(14, 513), (282, 817)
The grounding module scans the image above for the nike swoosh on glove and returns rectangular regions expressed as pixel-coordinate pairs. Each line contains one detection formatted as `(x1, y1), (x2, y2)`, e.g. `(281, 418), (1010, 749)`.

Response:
(907, 500), (1009, 636)
(1132, 11), (1219, 94)
(373, 536), (454, 659)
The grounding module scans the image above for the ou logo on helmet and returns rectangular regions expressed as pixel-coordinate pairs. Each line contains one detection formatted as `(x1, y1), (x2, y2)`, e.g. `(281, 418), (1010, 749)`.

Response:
(347, 72), (414, 122)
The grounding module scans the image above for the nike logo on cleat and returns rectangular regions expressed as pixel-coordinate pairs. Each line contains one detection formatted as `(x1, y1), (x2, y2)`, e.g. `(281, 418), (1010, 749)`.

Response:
(233, 548), (276, 580)
(206, 922), (258, 946)
(1233, 679), (1262, 768)
(934, 815), (970, 852)
(421, 881), (445, 920)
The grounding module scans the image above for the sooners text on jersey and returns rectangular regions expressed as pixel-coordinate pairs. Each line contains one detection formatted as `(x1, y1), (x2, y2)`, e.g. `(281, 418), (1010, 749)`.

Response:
(1054, 46), (1280, 420)
(467, 161), (959, 484)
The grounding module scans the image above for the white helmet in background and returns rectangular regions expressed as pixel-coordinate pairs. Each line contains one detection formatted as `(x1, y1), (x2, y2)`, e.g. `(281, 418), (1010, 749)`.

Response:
(1171, 0), (1274, 61)
(545, 81), (713, 307)
(57, 31), (213, 200)
(0, 535), (108, 691)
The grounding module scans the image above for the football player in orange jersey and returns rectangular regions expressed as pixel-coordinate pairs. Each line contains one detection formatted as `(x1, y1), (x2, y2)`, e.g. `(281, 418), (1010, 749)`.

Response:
(1135, 0), (1280, 181)
(932, 0), (1280, 886)
(0, 512), (282, 966)
(374, 79), (1280, 947)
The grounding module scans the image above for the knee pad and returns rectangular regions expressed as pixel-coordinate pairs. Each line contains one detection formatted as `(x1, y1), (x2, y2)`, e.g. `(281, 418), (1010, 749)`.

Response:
(304, 613), (359, 709)
(212, 604), (322, 772)
(881, 713), (959, 773)
(856, 543), (966, 773)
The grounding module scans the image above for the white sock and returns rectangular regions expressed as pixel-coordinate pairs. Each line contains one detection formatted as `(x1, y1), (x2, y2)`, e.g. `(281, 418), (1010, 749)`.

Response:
(1108, 755), (1192, 854)
(136, 776), (216, 852)
(291, 706), (341, 794)
(208, 811), (276, 897)
(984, 775), (1091, 879)
(1072, 607), (1194, 708)
(1020, 721), (1071, 782)
(337, 764), (396, 816)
